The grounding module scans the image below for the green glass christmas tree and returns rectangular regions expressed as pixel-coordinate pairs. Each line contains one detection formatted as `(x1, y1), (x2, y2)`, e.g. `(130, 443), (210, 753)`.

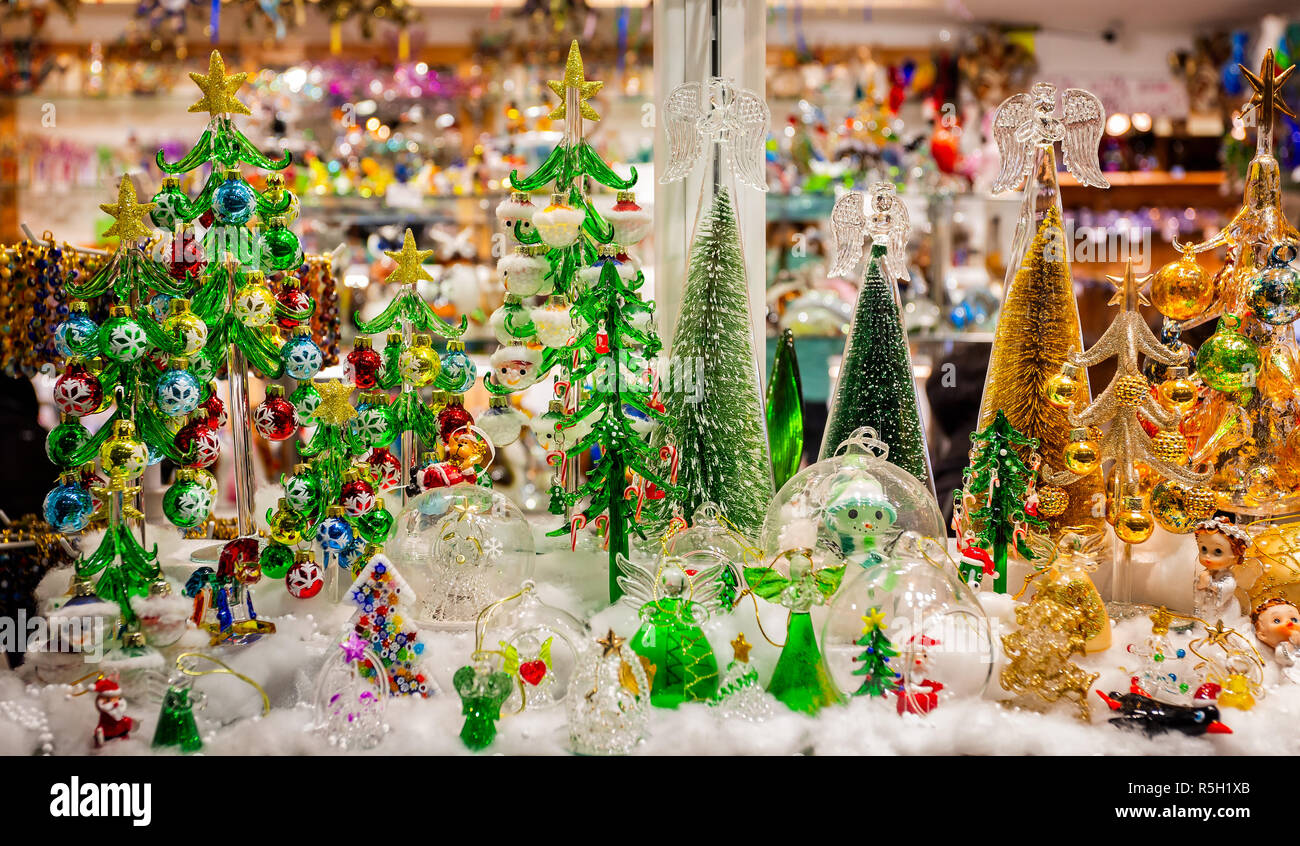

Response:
(851, 607), (899, 697)
(652, 188), (772, 538)
(960, 410), (1047, 592)
(766, 328), (804, 492)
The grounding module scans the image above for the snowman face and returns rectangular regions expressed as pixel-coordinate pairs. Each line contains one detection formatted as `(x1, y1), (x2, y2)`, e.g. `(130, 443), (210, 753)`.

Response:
(825, 498), (897, 538)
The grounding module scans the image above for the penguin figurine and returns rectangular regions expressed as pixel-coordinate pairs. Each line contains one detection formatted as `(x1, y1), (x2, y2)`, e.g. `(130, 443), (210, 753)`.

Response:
(1095, 681), (1233, 737)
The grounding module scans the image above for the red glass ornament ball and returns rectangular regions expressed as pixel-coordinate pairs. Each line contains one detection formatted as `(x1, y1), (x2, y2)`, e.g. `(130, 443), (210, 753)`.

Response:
(346, 346), (383, 390)
(254, 395), (298, 441)
(437, 403), (474, 442)
(367, 447), (403, 491)
(175, 418), (221, 468)
(276, 286), (312, 330)
(340, 478), (377, 516)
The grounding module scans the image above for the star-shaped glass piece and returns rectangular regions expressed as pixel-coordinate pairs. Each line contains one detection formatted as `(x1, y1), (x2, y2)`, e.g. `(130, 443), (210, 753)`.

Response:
(860, 607), (887, 635)
(188, 50), (251, 118)
(383, 228), (435, 287)
(1240, 48), (1297, 128)
(100, 176), (156, 243)
(546, 40), (603, 123)
(1105, 260), (1153, 312)
(730, 632), (752, 664)
(340, 632), (368, 663)
(313, 379), (357, 426)
(596, 628), (625, 657)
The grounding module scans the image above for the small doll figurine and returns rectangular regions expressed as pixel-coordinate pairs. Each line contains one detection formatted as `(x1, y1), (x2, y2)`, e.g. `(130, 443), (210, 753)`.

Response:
(894, 634), (945, 716)
(452, 661), (514, 751)
(616, 553), (725, 708)
(1194, 517), (1249, 622)
(92, 678), (134, 747)
(822, 474), (898, 567)
(1252, 597), (1300, 684)
(744, 549), (846, 714)
(411, 427), (493, 493)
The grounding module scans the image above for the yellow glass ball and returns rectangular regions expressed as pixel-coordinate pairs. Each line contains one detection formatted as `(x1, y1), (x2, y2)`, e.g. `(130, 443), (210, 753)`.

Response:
(1114, 374), (1150, 407)
(1114, 501), (1155, 544)
(234, 283), (277, 327)
(164, 305), (208, 356)
(1063, 436), (1101, 476)
(100, 421), (148, 480)
(268, 506), (304, 545)
(1246, 464), (1284, 505)
(1158, 375), (1197, 412)
(398, 340), (441, 387)
(193, 468), (219, 499)
(1150, 430), (1188, 464)
(1044, 368), (1079, 410)
(1037, 485), (1069, 518)
(1151, 251), (1215, 321)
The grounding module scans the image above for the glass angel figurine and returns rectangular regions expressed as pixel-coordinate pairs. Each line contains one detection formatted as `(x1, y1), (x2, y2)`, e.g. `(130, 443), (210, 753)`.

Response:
(991, 82), (1109, 193)
(616, 553), (724, 707)
(744, 549), (845, 714)
(828, 182), (911, 283)
(659, 76), (770, 191)
(453, 661), (514, 751)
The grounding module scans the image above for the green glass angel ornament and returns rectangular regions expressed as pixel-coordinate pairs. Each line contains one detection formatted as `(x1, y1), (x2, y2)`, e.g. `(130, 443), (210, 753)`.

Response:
(744, 549), (845, 714)
(452, 661), (514, 751)
(616, 552), (724, 708)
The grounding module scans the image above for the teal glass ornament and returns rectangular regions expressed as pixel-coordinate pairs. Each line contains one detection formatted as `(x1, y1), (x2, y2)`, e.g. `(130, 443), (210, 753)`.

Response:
(259, 218), (303, 272)
(54, 306), (98, 358)
(213, 173), (255, 225)
(46, 417), (90, 467)
(1247, 244), (1300, 326)
(282, 333), (323, 380)
(44, 478), (94, 532)
(155, 360), (203, 417)
(439, 341), (477, 393)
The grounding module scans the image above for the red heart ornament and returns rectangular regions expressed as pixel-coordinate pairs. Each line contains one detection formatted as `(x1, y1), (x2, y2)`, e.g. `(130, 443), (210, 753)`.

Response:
(519, 660), (547, 686)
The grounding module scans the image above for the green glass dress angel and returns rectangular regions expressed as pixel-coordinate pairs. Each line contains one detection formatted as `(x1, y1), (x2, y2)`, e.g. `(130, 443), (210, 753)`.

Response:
(453, 662), (514, 751)
(152, 684), (202, 754)
(616, 553), (724, 707)
(744, 550), (845, 714)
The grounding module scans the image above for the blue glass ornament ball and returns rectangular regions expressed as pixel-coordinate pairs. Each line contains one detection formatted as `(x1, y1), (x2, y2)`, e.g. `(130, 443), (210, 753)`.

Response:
(44, 483), (94, 533)
(213, 179), (257, 226)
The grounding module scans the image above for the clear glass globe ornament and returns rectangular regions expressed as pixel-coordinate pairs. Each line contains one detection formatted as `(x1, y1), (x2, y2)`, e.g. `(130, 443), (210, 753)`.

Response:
(760, 427), (944, 569)
(821, 532), (994, 714)
(667, 501), (755, 594)
(479, 581), (590, 711)
(389, 484), (536, 629)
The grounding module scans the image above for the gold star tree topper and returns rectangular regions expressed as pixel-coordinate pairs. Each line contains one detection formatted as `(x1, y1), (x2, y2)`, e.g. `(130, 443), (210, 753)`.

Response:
(547, 40), (603, 123)
(596, 628), (625, 657)
(312, 380), (357, 426)
(1105, 260), (1152, 312)
(730, 632), (752, 663)
(188, 50), (252, 118)
(1240, 48), (1297, 128)
(100, 175), (156, 242)
(384, 228), (435, 286)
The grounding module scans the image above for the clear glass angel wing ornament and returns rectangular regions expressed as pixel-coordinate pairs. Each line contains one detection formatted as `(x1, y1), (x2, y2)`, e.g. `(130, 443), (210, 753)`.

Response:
(828, 182), (910, 283)
(660, 77), (770, 192)
(991, 82), (1109, 194)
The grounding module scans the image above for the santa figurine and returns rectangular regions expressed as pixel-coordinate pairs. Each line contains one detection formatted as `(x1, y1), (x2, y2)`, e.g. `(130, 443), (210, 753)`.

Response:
(894, 634), (945, 715)
(1252, 596), (1300, 684)
(93, 678), (134, 748)
(411, 427), (491, 494)
(1194, 517), (1249, 622)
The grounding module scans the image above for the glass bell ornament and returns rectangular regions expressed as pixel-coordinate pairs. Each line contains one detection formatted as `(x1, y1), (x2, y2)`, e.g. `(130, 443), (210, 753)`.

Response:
(489, 295), (537, 345)
(151, 681), (203, 755)
(282, 328), (324, 381)
(44, 472), (94, 532)
(1152, 245), (1215, 321)
(345, 337), (382, 389)
(1246, 244), (1300, 326)
(290, 380), (321, 420)
(759, 427), (945, 569)
(233, 273), (277, 327)
(164, 468), (214, 529)
(284, 462), (322, 514)
(155, 357), (202, 417)
(1114, 492), (1155, 544)
(275, 278), (313, 329)
(312, 632), (389, 751)
(822, 533), (993, 713)
(479, 582), (589, 711)
(1196, 314), (1261, 395)
(163, 298), (208, 356)
(531, 296), (575, 349)
(339, 467), (378, 516)
(130, 580), (193, 648)
(260, 542), (295, 579)
(606, 191), (652, 246)
(259, 216), (303, 272)
(533, 192), (584, 248)
(566, 629), (649, 756)
(366, 447), (403, 491)
(437, 393), (474, 441)
(489, 344), (542, 391)
(53, 358), (104, 417)
(477, 396), (527, 447)
(254, 384), (298, 441)
(1062, 427), (1101, 476)
(286, 549), (326, 599)
(150, 176), (185, 230)
(398, 334), (441, 387)
(46, 414), (89, 466)
(350, 391), (396, 448)
(266, 497), (308, 545)
(439, 340), (477, 394)
(1158, 366), (1197, 413)
(98, 305), (148, 364)
(498, 244), (550, 297)
(100, 419), (149, 480)
(495, 190), (537, 244)
(213, 167), (255, 224)
(54, 300), (98, 357)
(390, 485), (536, 628)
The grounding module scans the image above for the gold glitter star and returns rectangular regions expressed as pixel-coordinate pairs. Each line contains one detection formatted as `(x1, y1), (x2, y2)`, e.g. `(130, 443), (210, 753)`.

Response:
(100, 176), (156, 243)
(383, 228), (435, 287)
(730, 632), (752, 664)
(546, 40), (603, 123)
(187, 50), (251, 118)
(1105, 260), (1152, 312)
(1240, 48), (1297, 128)
(312, 380), (356, 426)
(1203, 619), (1234, 650)
(596, 628), (625, 657)
(860, 608), (887, 635)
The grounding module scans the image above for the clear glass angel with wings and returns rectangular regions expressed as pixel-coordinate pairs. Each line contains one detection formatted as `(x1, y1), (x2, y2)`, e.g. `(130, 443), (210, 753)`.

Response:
(660, 77), (770, 191)
(616, 552), (725, 707)
(828, 181), (911, 283)
(991, 81), (1109, 194)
